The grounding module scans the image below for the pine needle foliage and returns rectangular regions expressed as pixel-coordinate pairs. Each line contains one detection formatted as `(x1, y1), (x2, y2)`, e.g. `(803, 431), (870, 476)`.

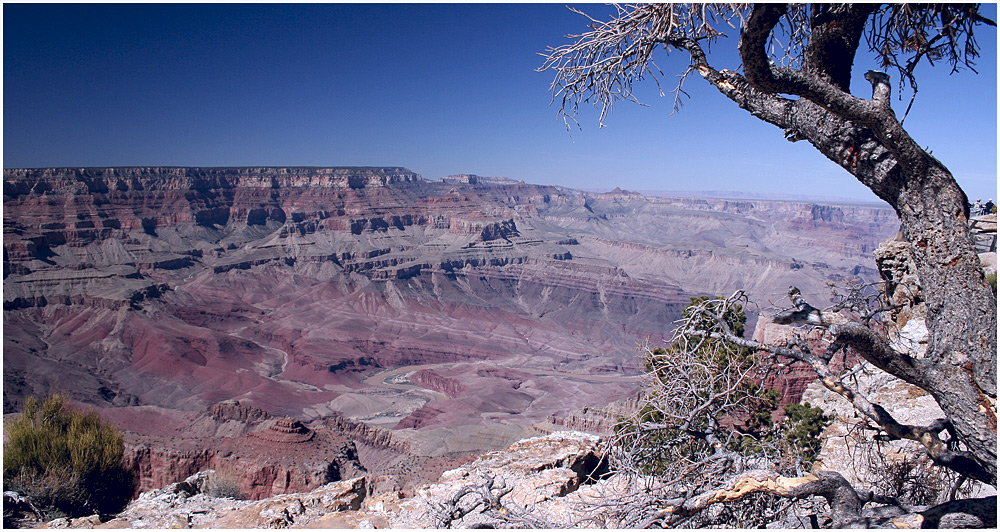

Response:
(617, 296), (829, 480)
(3, 394), (134, 520)
(781, 402), (830, 467)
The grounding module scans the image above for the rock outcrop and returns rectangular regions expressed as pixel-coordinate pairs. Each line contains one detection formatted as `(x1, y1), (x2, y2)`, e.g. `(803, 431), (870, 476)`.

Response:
(970, 213), (997, 253)
(4, 166), (898, 497)
(32, 426), (1000, 530)
(53, 431), (608, 529)
(208, 399), (271, 424)
(771, 230), (996, 498)
(115, 401), (370, 500)
(42, 470), (366, 529)
(251, 417), (314, 443)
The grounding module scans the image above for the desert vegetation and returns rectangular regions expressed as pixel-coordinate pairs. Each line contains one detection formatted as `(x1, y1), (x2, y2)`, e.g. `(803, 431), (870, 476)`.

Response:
(540, 2), (996, 527)
(1, 3), (995, 528)
(3, 394), (134, 524)
(589, 286), (989, 527)
(605, 296), (831, 527)
(203, 469), (246, 500)
(614, 296), (827, 479)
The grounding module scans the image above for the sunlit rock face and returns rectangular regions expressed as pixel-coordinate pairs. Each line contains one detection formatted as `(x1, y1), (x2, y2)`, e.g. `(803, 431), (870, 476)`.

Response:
(3, 166), (897, 494)
(76, 431), (607, 529)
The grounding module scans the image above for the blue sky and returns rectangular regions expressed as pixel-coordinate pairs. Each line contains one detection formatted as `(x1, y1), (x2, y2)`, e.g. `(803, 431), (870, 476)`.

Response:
(3, 3), (997, 201)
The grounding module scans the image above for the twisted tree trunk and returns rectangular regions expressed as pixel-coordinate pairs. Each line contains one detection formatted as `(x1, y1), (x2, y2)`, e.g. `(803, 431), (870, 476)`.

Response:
(541, 4), (997, 526)
(666, 3), (996, 485)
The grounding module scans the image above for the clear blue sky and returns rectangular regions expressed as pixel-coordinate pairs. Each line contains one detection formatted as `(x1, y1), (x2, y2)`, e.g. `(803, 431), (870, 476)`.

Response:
(3, 3), (997, 201)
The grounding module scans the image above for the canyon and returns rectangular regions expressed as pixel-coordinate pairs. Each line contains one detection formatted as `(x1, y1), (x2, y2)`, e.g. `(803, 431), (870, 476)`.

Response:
(3, 166), (899, 497)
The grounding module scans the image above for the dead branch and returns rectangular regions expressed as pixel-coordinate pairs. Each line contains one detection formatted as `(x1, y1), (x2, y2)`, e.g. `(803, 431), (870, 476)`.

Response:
(683, 288), (991, 485)
(541, 3), (997, 526)
(537, 4), (749, 127)
(427, 473), (555, 529)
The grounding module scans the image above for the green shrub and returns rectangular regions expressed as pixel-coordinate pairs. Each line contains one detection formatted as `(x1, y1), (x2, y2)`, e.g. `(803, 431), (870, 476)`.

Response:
(987, 271), (997, 296)
(617, 296), (829, 478)
(781, 402), (830, 467)
(3, 394), (135, 520)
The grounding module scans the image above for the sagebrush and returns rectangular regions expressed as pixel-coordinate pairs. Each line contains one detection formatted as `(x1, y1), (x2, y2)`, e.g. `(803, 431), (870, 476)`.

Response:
(3, 394), (135, 520)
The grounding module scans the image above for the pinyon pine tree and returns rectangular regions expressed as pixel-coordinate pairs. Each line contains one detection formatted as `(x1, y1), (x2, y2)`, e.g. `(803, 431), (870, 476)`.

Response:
(541, 3), (997, 527)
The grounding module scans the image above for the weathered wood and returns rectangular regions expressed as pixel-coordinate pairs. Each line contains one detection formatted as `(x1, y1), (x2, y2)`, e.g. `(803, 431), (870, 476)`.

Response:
(542, 1), (997, 488)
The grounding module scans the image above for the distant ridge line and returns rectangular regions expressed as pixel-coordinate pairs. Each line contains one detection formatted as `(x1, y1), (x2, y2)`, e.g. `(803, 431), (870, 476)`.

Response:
(3, 166), (890, 206)
(578, 187), (891, 206)
(4, 165), (415, 171)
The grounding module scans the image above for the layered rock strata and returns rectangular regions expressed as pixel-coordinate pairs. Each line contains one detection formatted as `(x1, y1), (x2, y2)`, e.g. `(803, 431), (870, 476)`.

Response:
(4, 166), (898, 497)
(42, 428), (988, 530)
(63, 431), (608, 529)
(121, 411), (367, 500)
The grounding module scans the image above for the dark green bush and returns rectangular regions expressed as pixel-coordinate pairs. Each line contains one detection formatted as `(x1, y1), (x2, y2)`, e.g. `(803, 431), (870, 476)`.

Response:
(618, 296), (829, 478)
(3, 394), (135, 520)
(781, 401), (830, 467)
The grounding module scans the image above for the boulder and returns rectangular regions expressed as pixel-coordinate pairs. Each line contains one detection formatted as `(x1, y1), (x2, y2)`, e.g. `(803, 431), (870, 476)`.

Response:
(372, 431), (607, 528)
(56, 431), (607, 529)
(203, 477), (366, 528)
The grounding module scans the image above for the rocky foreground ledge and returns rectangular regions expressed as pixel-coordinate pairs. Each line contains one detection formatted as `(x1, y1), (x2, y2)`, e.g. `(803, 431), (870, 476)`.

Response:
(39, 431), (612, 529)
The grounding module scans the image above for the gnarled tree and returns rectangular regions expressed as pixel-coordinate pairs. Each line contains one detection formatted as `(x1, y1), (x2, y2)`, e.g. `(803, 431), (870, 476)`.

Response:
(541, 2), (996, 527)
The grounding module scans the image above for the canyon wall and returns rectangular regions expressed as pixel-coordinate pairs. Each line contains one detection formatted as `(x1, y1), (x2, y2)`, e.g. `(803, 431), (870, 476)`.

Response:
(3, 167), (898, 495)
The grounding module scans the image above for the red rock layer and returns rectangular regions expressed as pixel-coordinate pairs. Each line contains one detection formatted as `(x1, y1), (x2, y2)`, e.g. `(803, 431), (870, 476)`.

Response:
(752, 314), (859, 407)
(4, 166), (898, 496)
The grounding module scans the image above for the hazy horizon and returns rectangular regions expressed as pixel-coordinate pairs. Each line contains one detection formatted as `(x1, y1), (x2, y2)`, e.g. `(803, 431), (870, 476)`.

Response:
(1, 162), (895, 206)
(4, 3), (997, 202)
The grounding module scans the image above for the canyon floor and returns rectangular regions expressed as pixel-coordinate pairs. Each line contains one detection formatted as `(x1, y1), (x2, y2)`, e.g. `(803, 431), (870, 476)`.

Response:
(3, 167), (900, 498)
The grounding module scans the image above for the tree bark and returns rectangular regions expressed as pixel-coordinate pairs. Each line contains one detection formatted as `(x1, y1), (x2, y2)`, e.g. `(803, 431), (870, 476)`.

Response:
(667, 470), (873, 528)
(673, 3), (996, 485)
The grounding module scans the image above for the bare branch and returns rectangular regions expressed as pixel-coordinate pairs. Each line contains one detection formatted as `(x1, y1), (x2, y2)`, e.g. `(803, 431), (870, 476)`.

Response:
(707, 289), (992, 485)
(427, 473), (554, 528)
(538, 4), (749, 128)
(663, 469), (872, 528)
(867, 4), (996, 96)
(541, 3), (997, 525)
